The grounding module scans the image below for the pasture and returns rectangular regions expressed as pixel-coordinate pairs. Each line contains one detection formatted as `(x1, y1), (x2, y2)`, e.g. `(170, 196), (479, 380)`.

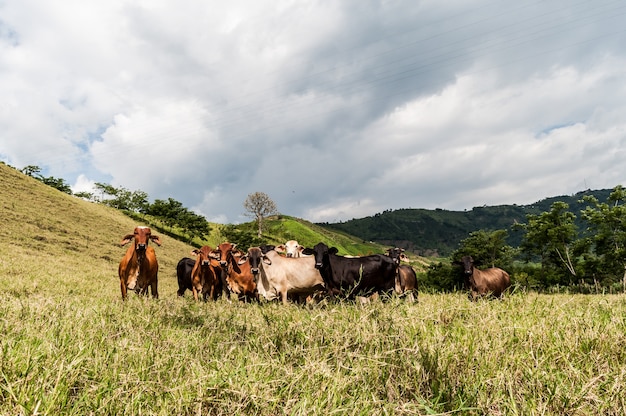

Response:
(1, 275), (625, 415)
(1, 164), (626, 414)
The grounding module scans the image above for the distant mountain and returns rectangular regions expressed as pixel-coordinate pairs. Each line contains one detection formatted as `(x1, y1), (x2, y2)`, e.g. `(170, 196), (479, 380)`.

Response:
(317, 189), (613, 257)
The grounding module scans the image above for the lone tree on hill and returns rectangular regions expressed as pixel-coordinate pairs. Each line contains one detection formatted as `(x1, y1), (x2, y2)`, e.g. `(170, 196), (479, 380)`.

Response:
(243, 192), (278, 238)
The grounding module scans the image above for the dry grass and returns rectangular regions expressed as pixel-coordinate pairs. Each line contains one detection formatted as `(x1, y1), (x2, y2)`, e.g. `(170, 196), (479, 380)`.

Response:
(2, 164), (626, 415)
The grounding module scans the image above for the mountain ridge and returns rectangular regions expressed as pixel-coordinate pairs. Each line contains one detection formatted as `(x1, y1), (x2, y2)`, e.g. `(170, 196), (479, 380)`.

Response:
(317, 188), (613, 256)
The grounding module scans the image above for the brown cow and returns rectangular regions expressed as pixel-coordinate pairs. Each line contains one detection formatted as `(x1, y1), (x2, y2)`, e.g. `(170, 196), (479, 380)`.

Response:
(384, 247), (418, 302)
(397, 265), (418, 302)
(460, 255), (510, 299)
(190, 246), (222, 301)
(210, 242), (257, 301)
(118, 226), (161, 300)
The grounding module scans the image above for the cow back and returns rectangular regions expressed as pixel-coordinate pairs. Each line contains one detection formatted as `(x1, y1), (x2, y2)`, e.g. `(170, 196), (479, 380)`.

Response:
(326, 253), (396, 297)
(471, 267), (511, 297)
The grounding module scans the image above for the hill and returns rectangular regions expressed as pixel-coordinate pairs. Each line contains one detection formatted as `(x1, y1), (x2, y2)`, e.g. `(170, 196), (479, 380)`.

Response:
(318, 188), (613, 257)
(0, 163), (412, 295)
(0, 163), (200, 299)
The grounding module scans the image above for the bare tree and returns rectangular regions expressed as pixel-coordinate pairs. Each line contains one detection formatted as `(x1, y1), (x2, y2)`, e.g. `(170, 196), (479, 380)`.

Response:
(243, 192), (278, 238)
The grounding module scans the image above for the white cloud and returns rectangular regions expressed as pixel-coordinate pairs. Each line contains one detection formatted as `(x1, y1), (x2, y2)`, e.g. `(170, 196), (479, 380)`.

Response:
(1, 0), (625, 224)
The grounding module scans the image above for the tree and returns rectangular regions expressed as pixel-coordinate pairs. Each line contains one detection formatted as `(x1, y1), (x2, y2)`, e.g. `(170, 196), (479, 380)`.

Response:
(74, 191), (95, 201)
(580, 185), (626, 291)
(453, 229), (514, 268)
(94, 183), (148, 212)
(517, 201), (580, 285)
(221, 224), (263, 250)
(21, 165), (42, 177)
(243, 192), (278, 238)
(40, 176), (73, 195)
(178, 210), (211, 242)
(146, 198), (185, 230)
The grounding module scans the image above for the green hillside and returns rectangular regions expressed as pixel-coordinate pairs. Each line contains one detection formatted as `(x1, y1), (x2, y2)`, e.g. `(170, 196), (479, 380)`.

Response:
(319, 188), (613, 257)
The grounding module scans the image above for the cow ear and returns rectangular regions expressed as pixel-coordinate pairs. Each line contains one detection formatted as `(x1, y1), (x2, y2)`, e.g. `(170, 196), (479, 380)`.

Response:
(237, 255), (248, 265)
(275, 245), (286, 253)
(191, 249), (200, 256)
(302, 248), (314, 256)
(120, 234), (134, 246)
(150, 235), (162, 246)
(262, 255), (272, 265)
(400, 253), (410, 262)
(329, 247), (339, 255)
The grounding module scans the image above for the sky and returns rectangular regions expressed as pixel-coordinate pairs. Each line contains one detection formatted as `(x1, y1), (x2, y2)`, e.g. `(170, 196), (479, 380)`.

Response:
(2, 1), (626, 224)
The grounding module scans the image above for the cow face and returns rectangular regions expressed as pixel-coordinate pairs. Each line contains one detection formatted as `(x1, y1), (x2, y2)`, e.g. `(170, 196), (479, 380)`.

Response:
(385, 247), (408, 265)
(211, 242), (237, 268)
(460, 256), (475, 276)
(276, 240), (302, 258)
(120, 226), (161, 266)
(309, 242), (338, 269)
(192, 246), (214, 267)
(120, 226), (162, 250)
(246, 247), (264, 276)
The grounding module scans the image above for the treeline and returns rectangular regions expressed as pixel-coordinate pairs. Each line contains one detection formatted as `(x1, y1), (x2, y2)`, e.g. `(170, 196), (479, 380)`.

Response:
(321, 189), (613, 256)
(18, 164), (211, 243)
(423, 186), (626, 294)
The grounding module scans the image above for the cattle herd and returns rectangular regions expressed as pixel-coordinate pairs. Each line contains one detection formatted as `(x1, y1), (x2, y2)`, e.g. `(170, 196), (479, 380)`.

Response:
(118, 226), (511, 303)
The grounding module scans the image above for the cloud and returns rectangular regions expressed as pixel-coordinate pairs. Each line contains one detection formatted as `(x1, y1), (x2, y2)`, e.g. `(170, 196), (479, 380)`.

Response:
(1, 0), (626, 224)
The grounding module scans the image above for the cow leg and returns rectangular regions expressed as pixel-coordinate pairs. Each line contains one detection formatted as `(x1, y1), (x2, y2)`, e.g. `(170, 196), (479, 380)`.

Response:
(220, 269), (231, 301)
(120, 280), (127, 300)
(151, 275), (159, 299)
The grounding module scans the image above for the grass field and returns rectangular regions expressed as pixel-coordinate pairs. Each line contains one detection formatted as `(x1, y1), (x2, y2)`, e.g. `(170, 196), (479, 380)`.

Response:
(2, 163), (626, 415)
(2, 286), (626, 415)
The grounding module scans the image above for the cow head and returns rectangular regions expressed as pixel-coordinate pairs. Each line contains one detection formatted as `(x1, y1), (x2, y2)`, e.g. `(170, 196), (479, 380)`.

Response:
(259, 244), (275, 254)
(460, 256), (475, 276)
(241, 247), (264, 276)
(276, 240), (303, 258)
(192, 246), (214, 267)
(307, 242), (338, 270)
(211, 242), (237, 268)
(385, 247), (408, 265)
(120, 226), (161, 264)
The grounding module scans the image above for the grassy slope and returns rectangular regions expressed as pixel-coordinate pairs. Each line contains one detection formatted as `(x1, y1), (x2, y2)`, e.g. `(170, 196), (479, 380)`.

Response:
(2, 163), (626, 415)
(0, 163), (195, 299)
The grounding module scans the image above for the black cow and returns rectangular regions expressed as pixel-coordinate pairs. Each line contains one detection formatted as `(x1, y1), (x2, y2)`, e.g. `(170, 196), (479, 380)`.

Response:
(176, 257), (196, 297)
(305, 242), (397, 299)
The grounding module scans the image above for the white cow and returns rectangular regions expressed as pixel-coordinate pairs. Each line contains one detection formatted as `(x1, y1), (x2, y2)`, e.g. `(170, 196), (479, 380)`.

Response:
(275, 240), (308, 258)
(252, 249), (325, 304)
